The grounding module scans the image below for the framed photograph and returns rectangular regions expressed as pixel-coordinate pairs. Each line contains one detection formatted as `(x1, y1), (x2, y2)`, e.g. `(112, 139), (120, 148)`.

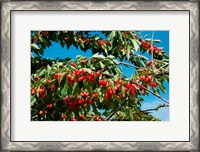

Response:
(1, 1), (199, 151)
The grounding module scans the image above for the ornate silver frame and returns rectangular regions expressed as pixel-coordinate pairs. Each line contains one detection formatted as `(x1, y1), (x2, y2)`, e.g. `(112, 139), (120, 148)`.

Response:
(1, 1), (199, 151)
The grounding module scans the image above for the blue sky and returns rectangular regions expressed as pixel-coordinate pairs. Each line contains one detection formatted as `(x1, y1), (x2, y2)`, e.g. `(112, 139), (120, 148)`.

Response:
(35, 31), (169, 121)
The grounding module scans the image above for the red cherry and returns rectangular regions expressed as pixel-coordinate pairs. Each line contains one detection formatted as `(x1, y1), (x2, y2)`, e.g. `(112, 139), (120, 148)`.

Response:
(79, 115), (86, 120)
(64, 36), (70, 41)
(49, 104), (53, 109)
(87, 98), (93, 105)
(74, 69), (80, 76)
(142, 90), (145, 95)
(39, 89), (45, 96)
(80, 92), (84, 97)
(90, 72), (95, 77)
(124, 87), (128, 92)
(130, 88), (135, 96)
(64, 96), (71, 103)
(46, 79), (51, 84)
(69, 102), (77, 111)
(99, 79), (107, 87)
(114, 86), (118, 91)
(93, 92), (98, 98)
(54, 73), (61, 79)
(85, 92), (90, 96)
(108, 89), (113, 96)
(50, 84), (56, 92)
(70, 76), (75, 81)
(70, 63), (76, 67)
(83, 60), (88, 64)
(38, 110), (43, 115)
(150, 81), (157, 87)
(71, 118), (77, 121)
(61, 114), (67, 119)
(79, 69), (83, 73)
(145, 78), (149, 82)
(118, 79), (123, 84)
(104, 93), (109, 100)
(125, 83), (132, 89)
(36, 75), (40, 81)
(143, 68), (146, 72)
(77, 77), (83, 82)
(82, 70), (87, 75)
(96, 71), (101, 77)
(78, 99), (85, 104)
(118, 94), (123, 99)
(139, 75), (146, 81)
(146, 61), (152, 66)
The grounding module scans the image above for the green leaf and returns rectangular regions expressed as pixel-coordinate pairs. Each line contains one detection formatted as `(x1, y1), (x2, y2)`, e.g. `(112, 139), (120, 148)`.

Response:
(99, 61), (105, 69)
(131, 39), (139, 52)
(80, 40), (85, 48)
(139, 59), (145, 67)
(109, 31), (116, 41)
(153, 39), (161, 43)
(72, 82), (80, 95)
(155, 104), (162, 111)
(152, 87), (159, 95)
(107, 55), (115, 60)
(99, 96), (104, 103)
(76, 55), (82, 59)
(158, 83), (166, 94)
(129, 116), (134, 121)
(113, 59), (119, 65)
(114, 94), (121, 103)
(39, 69), (45, 76)
(126, 46), (131, 60)
(92, 54), (105, 60)
(61, 78), (68, 96)
(46, 65), (51, 76)
(31, 44), (40, 50)
(145, 38), (151, 42)
(102, 45), (108, 55)
(89, 86), (93, 96)
(31, 97), (37, 106)
(92, 105), (100, 115)
(107, 79), (115, 90)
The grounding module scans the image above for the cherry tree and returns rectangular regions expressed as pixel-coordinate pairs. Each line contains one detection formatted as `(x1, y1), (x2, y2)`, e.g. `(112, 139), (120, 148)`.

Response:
(31, 31), (169, 121)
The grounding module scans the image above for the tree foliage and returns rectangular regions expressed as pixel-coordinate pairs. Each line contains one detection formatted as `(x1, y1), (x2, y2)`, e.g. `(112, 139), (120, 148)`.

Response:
(31, 31), (169, 121)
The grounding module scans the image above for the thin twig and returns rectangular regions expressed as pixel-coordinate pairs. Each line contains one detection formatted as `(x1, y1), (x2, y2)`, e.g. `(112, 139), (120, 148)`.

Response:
(105, 110), (115, 120)
(118, 61), (141, 69)
(105, 105), (122, 121)
(141, 104), (169, 112)
(132, 81), (169, 104)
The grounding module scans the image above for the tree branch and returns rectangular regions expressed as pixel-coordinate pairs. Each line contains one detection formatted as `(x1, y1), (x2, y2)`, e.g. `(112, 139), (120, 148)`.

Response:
(132, 81), (169, 104)
(141, 104), (169, 112)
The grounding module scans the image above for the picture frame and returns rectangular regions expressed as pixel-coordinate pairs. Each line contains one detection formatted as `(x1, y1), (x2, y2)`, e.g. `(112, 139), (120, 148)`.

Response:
(1, 1), (199, 151)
